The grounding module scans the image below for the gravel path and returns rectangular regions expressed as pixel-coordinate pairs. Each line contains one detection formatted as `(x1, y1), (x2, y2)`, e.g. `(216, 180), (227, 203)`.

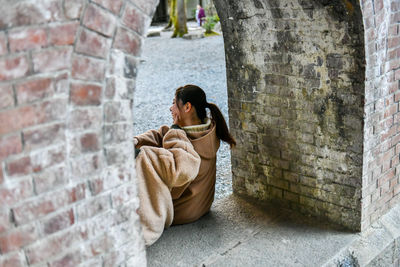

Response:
(133, 23), (232, 199)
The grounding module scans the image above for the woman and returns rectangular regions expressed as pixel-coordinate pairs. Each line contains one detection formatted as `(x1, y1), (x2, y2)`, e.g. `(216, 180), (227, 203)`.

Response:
(134, 85), (236, 246)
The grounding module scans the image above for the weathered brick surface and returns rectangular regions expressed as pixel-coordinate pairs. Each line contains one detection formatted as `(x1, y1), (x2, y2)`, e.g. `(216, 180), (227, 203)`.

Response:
(70, 82), (102, 106)
(75, 28), (112, 58)
(216, 0), (365, 230)
(0, 3), (146, 265)
(113, 27), (141, 56)
(48, 21), (79, 46)
(0, 134), (22, 161)
(122, 3), (150, 35)
(0, 84), (14, 109)
(92, 0), (123, 14)
(82, 4), (116, 37)
(8, 27), (48, 52)
(0, 55), (30, 81)
(32, 47), (72, 73)
(71, 54), (105, 81)
(16, 77), (53, 104)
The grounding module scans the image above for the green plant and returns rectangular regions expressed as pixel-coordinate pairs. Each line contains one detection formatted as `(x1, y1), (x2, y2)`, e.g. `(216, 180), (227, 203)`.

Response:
(202, 16), (218, 34)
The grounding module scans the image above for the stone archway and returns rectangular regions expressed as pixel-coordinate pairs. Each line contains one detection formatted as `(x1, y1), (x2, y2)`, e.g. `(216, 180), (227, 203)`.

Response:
(0, 0), (399, 266)
(214, 0), (366, 231)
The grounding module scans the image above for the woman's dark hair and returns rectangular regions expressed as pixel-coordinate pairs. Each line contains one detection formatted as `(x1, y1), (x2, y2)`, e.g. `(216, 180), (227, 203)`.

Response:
(175, 84), (236, 148)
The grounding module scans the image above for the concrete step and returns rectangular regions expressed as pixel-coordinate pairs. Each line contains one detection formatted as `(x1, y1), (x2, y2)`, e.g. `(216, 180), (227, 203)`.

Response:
(146, 195), (400, 266)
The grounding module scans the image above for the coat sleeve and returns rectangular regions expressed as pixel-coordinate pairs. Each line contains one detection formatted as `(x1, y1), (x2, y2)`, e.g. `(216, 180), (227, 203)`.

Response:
(134, 125), (170, 148)
(138, 129), (201, 189)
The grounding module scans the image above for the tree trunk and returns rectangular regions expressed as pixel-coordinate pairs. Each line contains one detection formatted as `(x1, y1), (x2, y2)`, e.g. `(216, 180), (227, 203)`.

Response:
(172, 0), (187, 38)
(165, 0), (174, 29)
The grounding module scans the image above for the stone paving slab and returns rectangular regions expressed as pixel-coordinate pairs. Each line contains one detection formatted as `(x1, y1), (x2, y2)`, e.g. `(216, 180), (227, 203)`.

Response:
(147, 195), (400, 266)
(147, 195), (361, 266)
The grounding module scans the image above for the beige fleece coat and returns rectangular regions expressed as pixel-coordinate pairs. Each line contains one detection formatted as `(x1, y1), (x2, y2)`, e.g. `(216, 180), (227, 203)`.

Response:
(135, 126), (201, 246)
(135, 122), (219, 246)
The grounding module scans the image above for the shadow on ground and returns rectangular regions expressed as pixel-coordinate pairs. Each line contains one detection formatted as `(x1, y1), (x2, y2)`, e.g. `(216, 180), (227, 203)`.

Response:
(147, 195), (360, 266)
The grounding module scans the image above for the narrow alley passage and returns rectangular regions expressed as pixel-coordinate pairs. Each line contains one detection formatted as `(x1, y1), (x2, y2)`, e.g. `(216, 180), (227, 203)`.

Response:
(133, 23), (232, 199)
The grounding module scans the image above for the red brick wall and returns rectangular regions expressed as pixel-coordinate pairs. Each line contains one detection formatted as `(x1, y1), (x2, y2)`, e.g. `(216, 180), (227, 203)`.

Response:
(361, 0), (400, 230)
(0, 0), (157, 265)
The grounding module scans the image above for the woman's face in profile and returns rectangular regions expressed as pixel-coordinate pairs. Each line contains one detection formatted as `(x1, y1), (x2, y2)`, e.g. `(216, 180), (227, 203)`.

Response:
(170, 97), (183, 125)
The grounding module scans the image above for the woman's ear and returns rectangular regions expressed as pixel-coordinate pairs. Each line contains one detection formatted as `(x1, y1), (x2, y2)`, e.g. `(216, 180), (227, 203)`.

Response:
(184, 102), (192, 113)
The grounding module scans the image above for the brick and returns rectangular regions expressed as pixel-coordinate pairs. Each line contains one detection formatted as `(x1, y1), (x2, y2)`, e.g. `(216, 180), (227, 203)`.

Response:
(9, 27), (47, 52)
(54, 72), (69, 95)
(89, 178), (104, 195)
(104, 123), (133, 144)
(122, 3), (149, 35)
(70, 82), (102, 106)
(71, 54), (105, 82)
(6, 145), (65, 177)
(25, 226), (88, 265)
(32, 47), (72, 73)
(0, 252), (26, 267)
(0, 0), (63, 29)
(43, 209), (74, 234)
(0, 179), (34, 206)
(113, 27), (141, 56)
(76, 195), (110, 221)
(378, 169), (396, 186)
(82, 4), (116, 37)
(395, 92), (400, 103)
(394, 184), (400, 196)
(90, 233), (114, 256)
(0, 223), (39, 253)
(0, 31), (7, 55)
(107, 51), (138, 79)
(134, 0), (158, 16)
(0, 99), (67, 135)
(30, 145), (66, 173)
(6, 156), (32, 176)
(13, 183), (85, 225)
(49, 21), (79, 45)
(0, 84), (14, 109)
(80, 133), (100, 152)
(104, 101), (131, 123)
(0, 134), (22, 161)
(34, 166), (67, 194)
(68, 108), (102, 130)
(23, 123), (65, 151)
(48, 246), (91, 267)
(75, 28), (111, 58)
(388, 36), (400, 49)
(111, 183), (137, 208)
(16, 77), (54, 104)
(0, 209), (11, 233)
(70, 153), (103, 177)
(64, 0), (85, 19)
(92, 0), (123, 14)
(0, 55), (30, 81)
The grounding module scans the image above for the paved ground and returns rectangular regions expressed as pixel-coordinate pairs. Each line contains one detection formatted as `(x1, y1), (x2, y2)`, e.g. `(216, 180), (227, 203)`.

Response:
(147, 195), (400, 267)
(134, 22), (232, 199)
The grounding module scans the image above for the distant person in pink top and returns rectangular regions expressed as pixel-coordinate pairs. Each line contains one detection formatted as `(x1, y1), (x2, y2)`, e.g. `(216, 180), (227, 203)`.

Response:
(196, 5), (206, 26)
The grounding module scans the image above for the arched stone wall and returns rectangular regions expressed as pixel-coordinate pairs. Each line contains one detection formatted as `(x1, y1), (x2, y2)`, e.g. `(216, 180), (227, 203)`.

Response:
(215, 0), (366, 230)
(0, 0), (158, 265)
(0, 0), (399, 265)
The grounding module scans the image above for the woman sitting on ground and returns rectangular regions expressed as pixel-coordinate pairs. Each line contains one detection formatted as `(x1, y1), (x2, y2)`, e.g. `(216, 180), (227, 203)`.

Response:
(134, 84), (236, 246)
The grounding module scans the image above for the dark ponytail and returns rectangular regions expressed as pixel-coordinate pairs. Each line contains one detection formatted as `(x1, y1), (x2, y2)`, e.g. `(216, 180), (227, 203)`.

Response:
(175, 85), (236, 148)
